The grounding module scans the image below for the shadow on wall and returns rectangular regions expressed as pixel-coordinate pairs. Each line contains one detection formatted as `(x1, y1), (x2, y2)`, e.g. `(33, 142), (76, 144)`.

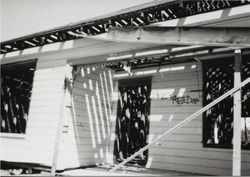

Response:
(68, 66), (115, 167)
(112, 62), (203, 169)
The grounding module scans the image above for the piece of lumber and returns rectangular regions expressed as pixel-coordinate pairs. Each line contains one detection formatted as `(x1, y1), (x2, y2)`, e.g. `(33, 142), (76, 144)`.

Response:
(108, 27), (250, 47)
(232, 49), (242, 176)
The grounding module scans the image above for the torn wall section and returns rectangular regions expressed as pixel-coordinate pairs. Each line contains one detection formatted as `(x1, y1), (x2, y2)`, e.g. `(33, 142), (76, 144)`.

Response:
(56, 66), (116, 170)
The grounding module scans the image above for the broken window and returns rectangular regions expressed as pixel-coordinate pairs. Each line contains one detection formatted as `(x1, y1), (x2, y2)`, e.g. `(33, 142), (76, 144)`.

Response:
(114, 77), (151, 166)
(241, 55), (250, 149)
(1, 60), (36, 134)
(202, 55), (250, 149)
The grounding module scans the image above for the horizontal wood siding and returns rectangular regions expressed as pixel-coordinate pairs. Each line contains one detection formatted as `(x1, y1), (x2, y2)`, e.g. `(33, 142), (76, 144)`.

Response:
(0, 58), (67, 166)
(57, 67), (115, 170)
(113, 61), (250, 176)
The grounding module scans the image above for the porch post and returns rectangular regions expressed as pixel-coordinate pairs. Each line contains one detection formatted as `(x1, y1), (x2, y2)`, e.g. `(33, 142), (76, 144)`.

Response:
(232, 49), (242, 176)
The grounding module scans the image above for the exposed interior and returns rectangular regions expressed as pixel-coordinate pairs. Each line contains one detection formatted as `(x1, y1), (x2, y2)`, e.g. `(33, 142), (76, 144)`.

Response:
(1, 60), (37, 133)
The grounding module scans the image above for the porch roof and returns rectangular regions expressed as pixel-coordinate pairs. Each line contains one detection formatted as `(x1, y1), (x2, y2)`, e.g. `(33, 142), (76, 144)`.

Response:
(1, 0), (249, 54)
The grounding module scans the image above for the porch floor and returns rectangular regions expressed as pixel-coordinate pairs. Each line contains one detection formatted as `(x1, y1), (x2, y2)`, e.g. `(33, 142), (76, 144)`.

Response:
(58, 165), (204, 176)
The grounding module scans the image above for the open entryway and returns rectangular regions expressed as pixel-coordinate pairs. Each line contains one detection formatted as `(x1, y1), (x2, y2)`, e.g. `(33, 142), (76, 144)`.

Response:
(113, 77), (151, 166)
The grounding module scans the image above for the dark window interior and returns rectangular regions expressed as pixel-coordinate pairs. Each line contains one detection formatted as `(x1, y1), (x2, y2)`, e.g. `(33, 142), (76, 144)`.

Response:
(1, 60), (36, 134)
(202, 55), (250, 149)
(114, 77), (151, 166)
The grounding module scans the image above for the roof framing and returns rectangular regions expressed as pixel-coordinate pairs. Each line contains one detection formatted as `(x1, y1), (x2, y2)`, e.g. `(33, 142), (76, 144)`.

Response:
(1, 0), (249, 54)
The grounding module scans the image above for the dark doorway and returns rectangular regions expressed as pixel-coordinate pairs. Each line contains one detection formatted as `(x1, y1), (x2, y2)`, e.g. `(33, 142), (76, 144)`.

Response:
(114, 77), (151, 166)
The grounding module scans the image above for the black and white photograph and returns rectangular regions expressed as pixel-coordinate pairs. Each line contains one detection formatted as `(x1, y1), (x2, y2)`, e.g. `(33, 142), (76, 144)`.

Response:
(0, 0), (250, 176)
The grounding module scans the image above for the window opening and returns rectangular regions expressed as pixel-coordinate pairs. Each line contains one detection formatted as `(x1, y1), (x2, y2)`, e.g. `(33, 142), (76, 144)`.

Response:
(1, 60), (36, 134)
(202, 56), (250, 149)
(114, 77), (151, 166)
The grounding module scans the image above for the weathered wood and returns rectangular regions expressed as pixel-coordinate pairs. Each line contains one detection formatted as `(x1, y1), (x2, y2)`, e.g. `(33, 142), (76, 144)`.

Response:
(55, 67), (114, 170)
(108, 27), (250, 47)
(232, 49), (242, 176)
(110, 77), (250, 172)
(50, 82), (66, 176)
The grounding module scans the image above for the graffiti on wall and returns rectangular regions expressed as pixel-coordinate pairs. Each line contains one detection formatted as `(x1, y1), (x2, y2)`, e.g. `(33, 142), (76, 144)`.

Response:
(169, 95), (199, 104)
(160, 94), (200, 104)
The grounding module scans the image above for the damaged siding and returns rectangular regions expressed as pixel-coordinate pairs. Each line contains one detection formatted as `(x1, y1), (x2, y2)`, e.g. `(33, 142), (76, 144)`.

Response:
(0, 58), (67, 166)
(56, 67), (115, 170)
(113, 61), (250, 175)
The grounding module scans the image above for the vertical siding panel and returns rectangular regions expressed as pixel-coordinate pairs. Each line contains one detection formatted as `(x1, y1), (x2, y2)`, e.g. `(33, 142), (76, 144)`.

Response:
(57, 67), (115, 170)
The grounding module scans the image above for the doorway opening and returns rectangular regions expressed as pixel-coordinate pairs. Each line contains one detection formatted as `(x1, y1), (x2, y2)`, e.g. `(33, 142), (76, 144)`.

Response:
(113, 77), (151, 166)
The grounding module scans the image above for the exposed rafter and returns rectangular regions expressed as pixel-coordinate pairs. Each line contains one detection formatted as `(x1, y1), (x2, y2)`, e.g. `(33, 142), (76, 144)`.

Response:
(1, 0), (249, 54)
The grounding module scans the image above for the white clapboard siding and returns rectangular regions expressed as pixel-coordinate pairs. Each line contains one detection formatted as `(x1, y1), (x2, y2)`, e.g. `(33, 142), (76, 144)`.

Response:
(111, 61), (250, 176)
(0, 58), (67, 166)
(57, 67), (115, 170)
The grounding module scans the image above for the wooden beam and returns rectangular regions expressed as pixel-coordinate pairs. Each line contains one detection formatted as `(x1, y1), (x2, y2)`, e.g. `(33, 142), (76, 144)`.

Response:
(51, 80), (67, 176)
(232, 49), (242, 176)
(108, 27), (250, 47)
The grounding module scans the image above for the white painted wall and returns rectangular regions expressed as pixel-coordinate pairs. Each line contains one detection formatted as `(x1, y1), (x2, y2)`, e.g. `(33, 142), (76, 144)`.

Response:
(112, 61), (250, 176)
(56, 66), (115, 170)
(0, 58), (67, 167)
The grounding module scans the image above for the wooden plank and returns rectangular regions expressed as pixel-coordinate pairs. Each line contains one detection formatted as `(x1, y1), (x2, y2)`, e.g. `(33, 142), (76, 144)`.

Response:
(150, 127), (202, 135)
(149, 148), (232, 160)
(115, 68), (202, 78)
(108, 27), (250, 47)
(148, 161), (230, 176)
(150, 105), (201, 114)
(232, 49), (242, 176)
(36, 59), (66, 69)
(73, 99), (111, 110)
(152, 73), (202, 83)
(30, 100), (62, 107)
(149, 141), (202, 150)
(27, 113), (59, 120)
(150, 154), (250, 170)
(33, 74), (65, 81)
(148, 113), (202, 121)
(29, 107), (61, 114)
(0, 140), (55, 151)
(32, 79), (64, 86)
(51, 83), (66, 176)
(26, 128), (58, 136)
(35, 67), (66, 75)
(149, 154), (232, 169)
(27, 120), (58, 128)
(149, 148), (250, 162)
(72, 86), (112, 98)
(151, 79), (201, 87)
(150, 99), (202, 107)
(152, 134), (202, 143)
(150, 118), (201, 125)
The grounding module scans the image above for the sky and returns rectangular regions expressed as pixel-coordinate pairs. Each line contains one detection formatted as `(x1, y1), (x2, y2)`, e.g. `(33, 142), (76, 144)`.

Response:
(1, 0), (153, 42)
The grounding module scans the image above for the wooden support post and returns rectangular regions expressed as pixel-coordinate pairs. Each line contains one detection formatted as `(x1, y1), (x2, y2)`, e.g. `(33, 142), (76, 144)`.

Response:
(51, 87), (66, 176)
(51, 65), (72, 176)
(232, 49), (242, 176)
